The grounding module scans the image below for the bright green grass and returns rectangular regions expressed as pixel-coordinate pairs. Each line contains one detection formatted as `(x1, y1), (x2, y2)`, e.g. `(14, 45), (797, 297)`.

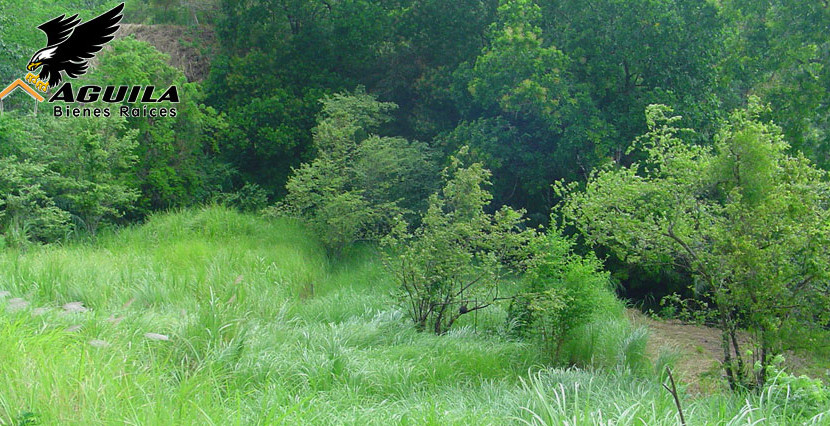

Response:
(0, 206), (827, 425)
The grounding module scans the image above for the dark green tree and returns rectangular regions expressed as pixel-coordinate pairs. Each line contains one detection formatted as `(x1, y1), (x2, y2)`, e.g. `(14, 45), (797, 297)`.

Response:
(443, 0), (608, 217)
(720, 0), (830, 168)
(88, 37), (228, 213)
(277, 88), (437, 253)
(0, 113), (139, 238)
(541, 0), (725, 148)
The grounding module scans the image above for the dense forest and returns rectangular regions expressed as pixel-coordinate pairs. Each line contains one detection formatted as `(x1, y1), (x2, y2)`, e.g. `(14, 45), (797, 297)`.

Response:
(0, 0), (829, 424)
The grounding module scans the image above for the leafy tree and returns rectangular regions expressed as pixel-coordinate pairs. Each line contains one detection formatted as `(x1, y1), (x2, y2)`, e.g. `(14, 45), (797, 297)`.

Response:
(88, 37), (228, 213)
(383, 150), (535, 334)
(370, 0), (498, 139)
(438, 0), (610, 217)
(558, 102), (830, 390)
(206, 0), (391, 195)
(33, 117), (139, 235)
(0, 157), (71, 244)
(277, 88), (437, 253)
(0, 113), (139, 238)
(720, 0), (830, 168)
(541, 0), (725, 148)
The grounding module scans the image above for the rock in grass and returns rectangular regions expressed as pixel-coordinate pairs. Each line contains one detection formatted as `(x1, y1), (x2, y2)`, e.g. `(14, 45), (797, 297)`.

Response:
(107, 315), (125, 324)
(66, 325), (82, 332)
(0, 290), (10, 298)
(144, 332), (170, 341)
(89, 339), (109, 348)
(62, 302), (88, 313)
(6, 298), (29, 312)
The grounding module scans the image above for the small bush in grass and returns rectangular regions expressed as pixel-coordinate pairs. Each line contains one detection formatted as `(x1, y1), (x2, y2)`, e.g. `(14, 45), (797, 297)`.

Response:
(759, 357), (830, 418)
(383, 151), (535, 334)
(509, 231), (622, 364)
(219, 183), (269, 212)
(274, 88), (438, 254)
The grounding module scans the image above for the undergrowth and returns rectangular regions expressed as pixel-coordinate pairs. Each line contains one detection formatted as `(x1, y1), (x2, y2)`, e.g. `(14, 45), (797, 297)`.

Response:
(0, 206), (826, 424)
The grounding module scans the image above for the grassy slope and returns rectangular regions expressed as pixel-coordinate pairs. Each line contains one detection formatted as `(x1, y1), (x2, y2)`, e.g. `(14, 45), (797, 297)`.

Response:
(0, 206), (826, 425)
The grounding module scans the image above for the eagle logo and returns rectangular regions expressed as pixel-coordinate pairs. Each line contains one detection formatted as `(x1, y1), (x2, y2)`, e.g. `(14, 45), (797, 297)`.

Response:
(26, 3), (124, 88)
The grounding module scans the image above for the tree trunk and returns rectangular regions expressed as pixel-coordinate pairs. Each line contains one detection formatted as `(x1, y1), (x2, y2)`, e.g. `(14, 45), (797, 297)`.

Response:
(730, 327), (745, 387)
(757, 329), (768, 389)
(718, 306), (737, 390)
(433, 302), (448, 334)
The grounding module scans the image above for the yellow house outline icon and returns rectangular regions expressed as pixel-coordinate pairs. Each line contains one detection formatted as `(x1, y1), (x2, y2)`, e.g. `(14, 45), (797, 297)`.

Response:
(0, 79), (46, 103)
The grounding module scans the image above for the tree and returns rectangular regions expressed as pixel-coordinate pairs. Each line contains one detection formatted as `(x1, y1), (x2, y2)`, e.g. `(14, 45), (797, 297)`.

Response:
(34, 116), (139, 235)
(541, 0), (725, 148)
(558, 102), (830, 390)
(277, 88), (437, 253)
(383, 149), (536, 334)
(370, 0), (498, 140)
(0, 112), (139, 238)
(88, 37), (228, 213)
(205, 0), (390, 195)
(0, 157), (71, 244)
(443, 0), (608, 217)
(720, 0), (830, 168)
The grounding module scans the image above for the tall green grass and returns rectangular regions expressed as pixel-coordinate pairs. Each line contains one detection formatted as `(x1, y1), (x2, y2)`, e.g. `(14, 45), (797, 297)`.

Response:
(0, 206), (825, 424)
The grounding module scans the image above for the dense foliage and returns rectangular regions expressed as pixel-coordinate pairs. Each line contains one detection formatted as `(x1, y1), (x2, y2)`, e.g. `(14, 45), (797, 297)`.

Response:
(275, 89), (437, 252)
(558, 102), (830, 389)
(509, 231), (619, 362)
(0, 115), (138, 242)
(2, 0), (826, 238)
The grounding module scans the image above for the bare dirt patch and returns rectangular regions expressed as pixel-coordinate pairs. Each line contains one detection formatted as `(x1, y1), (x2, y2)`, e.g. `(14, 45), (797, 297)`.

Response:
(628, 309), (813, 394)
(629, 309), (727, 393)
(114, 24), (216, 81)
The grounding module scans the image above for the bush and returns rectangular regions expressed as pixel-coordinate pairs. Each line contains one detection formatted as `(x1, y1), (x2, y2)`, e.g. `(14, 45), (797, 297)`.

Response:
(509, 231), (622, 363)
(760, 358), (830, 418)
(0, 113), (138, 241)
(557, 102), (830, 390)
(88, 38), (229, 214)
(383, 151), (536, 334)
(276, 88), (437, 253)
(218, 183), (269, 212)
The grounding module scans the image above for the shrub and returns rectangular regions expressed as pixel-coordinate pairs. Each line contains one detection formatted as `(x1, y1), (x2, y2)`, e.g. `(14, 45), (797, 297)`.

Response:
(760, 357), (830, 418)
(276, 88), (437, 253)
(557, 102), (830, 390)
(0, 114), (138, 241)
(383, 151), (535, 334)
(509, 231), (621, 362)
(218, 183), (269, 212)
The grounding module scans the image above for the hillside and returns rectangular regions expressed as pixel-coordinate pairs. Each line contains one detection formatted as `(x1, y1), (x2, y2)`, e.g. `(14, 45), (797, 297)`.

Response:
(114, 24), (216, 81)
(0, 207), (824, 424)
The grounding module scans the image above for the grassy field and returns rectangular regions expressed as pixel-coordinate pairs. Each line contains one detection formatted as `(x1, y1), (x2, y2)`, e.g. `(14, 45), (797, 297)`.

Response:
(0, 206), (827, 425)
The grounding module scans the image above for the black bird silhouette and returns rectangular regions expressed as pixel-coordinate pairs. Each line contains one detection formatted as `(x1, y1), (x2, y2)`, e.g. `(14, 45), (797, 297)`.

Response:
(26, 3), (124, 88)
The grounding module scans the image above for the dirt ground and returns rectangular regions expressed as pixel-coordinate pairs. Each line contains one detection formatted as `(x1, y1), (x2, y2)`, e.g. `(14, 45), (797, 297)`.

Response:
(114, 24), (216, 82)
(627, 309), (814, 394)
(628, 309), (727, 393)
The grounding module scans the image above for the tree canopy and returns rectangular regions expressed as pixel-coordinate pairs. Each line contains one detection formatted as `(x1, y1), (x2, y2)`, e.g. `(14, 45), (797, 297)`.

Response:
(558, 101), (830, 389)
